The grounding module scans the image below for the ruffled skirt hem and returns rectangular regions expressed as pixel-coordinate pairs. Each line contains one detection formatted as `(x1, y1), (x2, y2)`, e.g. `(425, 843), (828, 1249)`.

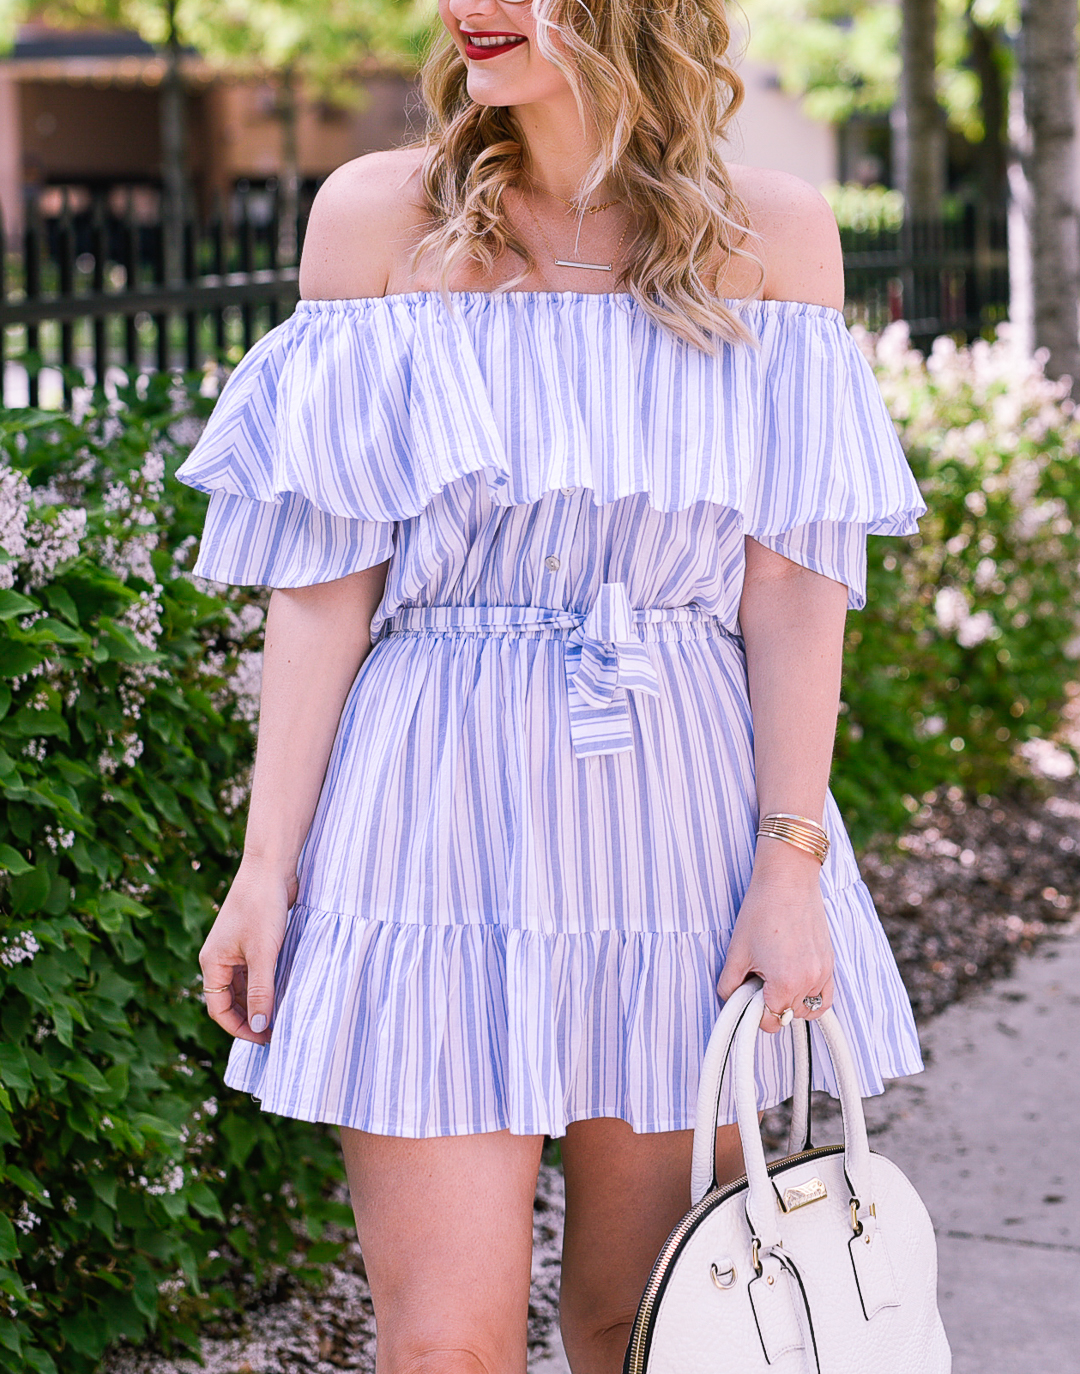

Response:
(222, 885), (924, 1139)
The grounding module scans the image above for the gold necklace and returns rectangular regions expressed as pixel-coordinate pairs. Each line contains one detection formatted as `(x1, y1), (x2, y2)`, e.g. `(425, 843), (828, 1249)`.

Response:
(524, 174), (621, 217)
(522, 194), (632, 273)
(536, 186), (621, 216)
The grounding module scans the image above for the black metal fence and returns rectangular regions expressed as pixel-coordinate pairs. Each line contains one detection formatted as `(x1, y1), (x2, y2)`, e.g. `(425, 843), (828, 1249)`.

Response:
(0, 182), (314, 408)
(1, 186), (1011, 409)
(841, 209), (1010, 348)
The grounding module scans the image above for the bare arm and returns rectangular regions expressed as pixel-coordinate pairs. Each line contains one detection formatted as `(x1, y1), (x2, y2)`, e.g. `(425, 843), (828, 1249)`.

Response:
(717, 169), (849, 1027)
(200, 565), (389, 1044)
(716, 542), (847, 1027)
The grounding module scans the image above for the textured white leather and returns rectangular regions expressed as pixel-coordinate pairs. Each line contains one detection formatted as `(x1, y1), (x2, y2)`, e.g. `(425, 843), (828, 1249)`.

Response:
(637, 979), (951, 1374)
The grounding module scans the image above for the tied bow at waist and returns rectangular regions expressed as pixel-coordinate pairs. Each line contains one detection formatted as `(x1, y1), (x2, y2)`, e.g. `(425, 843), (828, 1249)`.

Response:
(386, 583), (732, 758)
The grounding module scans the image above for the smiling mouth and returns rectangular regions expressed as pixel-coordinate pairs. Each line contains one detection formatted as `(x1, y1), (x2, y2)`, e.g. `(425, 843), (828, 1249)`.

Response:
(463, 32), (527, 60)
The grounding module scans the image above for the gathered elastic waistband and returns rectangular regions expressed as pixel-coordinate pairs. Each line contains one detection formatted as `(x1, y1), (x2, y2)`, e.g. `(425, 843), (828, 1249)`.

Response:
(383, 584), (739, 759)
(385, 601), (738, 643)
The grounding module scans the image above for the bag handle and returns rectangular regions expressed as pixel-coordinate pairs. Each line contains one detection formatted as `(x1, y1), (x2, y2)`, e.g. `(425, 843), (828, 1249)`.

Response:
(690, 979), (876, 1247)
(690, 978), (812, 1203)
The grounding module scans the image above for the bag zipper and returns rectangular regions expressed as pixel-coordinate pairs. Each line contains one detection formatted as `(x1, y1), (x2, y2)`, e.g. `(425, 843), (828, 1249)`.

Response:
(623, 1144), (845, 1374)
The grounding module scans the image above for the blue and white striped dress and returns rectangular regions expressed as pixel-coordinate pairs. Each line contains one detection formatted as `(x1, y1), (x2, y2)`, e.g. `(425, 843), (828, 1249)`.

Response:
(177, 291), (927, 1138)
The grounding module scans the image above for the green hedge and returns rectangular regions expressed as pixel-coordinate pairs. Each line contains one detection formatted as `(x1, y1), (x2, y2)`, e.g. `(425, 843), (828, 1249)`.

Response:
(2, 325), (1079, 1371)
(0, 379), (349, 1374)
(834, 327), (1080, 843)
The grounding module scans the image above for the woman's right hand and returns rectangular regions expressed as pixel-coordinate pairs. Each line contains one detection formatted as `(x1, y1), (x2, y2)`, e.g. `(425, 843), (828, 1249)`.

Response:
(199, 856), (296, 1045)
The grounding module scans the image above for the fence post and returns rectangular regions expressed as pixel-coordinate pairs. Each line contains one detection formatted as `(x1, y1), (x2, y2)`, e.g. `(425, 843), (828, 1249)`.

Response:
(23, 190), (41, 408)
(91, 192), (108, 392)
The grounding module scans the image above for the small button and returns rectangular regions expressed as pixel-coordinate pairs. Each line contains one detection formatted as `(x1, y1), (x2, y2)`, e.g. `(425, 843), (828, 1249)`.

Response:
(544, 555), (561, 572)
(560, 486), (575, 496)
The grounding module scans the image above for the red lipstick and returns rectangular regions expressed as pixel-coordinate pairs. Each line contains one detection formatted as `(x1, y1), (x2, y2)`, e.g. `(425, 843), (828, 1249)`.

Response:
(463, 30), (527, 61)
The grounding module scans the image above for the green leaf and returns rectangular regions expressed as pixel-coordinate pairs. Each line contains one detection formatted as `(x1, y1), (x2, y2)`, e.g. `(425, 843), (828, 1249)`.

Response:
(0, 843), (32, 876)
(0, 1045), (32, 1095)
(186, 1181), (225, 1221)
(89, 1173), (118, 1210)
(44, 585), (80, 624)
(1, 1164), (51, 1203)
(0, 590), (38, 621)
(25, 1346), (59, 1374)
(0, 641), (42, 676)
(142, 775), (187, 829)
(0, 1214), (17, 1261)
(9, 864), (50, 916)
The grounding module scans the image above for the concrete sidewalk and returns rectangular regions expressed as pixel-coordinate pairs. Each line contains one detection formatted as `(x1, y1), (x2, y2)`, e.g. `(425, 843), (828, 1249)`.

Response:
(862, 920), (1080, 1372)
(530, 922), (1080, 1373)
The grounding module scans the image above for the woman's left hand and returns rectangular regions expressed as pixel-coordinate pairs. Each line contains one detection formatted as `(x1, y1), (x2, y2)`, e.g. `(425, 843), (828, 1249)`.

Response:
(717, 842), (835, 1032)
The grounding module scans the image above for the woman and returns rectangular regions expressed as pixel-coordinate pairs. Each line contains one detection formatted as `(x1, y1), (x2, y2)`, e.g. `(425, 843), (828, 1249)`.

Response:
(178, 0), (926, 1370)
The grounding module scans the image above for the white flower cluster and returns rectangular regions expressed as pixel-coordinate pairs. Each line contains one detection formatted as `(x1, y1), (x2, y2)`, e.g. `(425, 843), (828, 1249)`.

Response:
(933, 586), (998, 649)
(122, 585), (165, 651)
(99, 455), (168, 585)
(229, 649), (264, 724)
(98, 729), (145, 776)
(862, 322), (1080, 652)
(0, 463), (86, 590)
(14, 1202), (40, 1234)
(137, 1164), (185, 1197)
(219, 766), (253, 817)
(0, 931), (41, 967)
(43, 825), (75, 853)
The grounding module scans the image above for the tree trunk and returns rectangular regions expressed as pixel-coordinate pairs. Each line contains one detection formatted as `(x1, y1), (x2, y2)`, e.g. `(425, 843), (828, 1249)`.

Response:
(966, 11), (1008, 215)
(894, 0), (947, 220)
(160, 0), (187, 287)
(1009, 0), (1080, 388)
(276, 68), (300, 266)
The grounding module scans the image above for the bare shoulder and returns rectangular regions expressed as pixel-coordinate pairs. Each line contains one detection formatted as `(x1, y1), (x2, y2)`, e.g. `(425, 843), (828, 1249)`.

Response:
(299, 148), (429, 301)
(728, 165), (844, 310)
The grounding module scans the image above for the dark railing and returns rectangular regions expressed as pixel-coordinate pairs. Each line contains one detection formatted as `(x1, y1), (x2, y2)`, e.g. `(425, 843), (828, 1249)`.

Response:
(841, 209), (1010, 349)
(1, 187), (1011, 409)
(0, 181), (316, 407)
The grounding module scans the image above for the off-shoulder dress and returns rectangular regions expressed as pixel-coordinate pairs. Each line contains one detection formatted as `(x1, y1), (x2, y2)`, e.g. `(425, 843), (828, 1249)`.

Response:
(176, 291), (927, 1138)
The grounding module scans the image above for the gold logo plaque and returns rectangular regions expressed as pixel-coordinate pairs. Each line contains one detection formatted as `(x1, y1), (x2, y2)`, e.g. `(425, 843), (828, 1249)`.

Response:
(779, 1177), (828, 1213)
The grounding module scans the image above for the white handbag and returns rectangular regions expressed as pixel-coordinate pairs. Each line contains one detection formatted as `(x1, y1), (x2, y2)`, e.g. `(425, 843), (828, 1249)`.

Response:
(623, 978), (951, 1374)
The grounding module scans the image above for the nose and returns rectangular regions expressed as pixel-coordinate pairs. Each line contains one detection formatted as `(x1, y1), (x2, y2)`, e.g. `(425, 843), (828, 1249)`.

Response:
(447, 0), (505, 22)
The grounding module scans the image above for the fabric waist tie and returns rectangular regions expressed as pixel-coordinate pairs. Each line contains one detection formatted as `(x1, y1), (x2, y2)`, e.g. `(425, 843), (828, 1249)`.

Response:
(385, 582), (736, 759)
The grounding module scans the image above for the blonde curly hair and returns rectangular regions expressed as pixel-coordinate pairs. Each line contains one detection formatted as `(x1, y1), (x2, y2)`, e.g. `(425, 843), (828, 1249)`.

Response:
(409, 0), (760, 351)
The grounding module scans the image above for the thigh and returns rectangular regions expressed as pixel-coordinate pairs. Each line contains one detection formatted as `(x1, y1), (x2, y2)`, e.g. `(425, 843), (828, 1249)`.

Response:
(558, 1119), (744, 1374)
(341, 1127), (545, 1374)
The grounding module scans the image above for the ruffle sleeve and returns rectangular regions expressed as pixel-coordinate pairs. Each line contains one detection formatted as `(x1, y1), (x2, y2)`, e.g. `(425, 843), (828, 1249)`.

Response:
(174, 293), (923, 596)
(176, 319), (395, 587)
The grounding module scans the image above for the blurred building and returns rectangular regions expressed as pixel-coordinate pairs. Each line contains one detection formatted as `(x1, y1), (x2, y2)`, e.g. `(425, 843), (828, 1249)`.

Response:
(0, 24), (419, 238)
(0, 23), (838, 240)
(731, 57), (839, 189)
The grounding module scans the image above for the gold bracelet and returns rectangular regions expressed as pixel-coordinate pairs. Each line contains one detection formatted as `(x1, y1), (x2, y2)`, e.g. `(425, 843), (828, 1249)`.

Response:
(756, 813), (830, 865)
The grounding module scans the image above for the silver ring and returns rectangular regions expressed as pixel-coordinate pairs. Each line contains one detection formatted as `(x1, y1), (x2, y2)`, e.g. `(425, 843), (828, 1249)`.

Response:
(802, 994), (824, 1012)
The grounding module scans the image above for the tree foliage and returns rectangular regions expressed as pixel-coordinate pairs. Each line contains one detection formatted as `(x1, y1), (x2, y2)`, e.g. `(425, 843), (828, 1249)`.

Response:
(738, 0), (1017, 144)
(0, 0), (432, 86)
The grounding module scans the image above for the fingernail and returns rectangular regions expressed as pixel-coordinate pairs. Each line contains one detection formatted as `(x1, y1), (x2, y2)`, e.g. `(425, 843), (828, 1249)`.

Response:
(250, 1013), (268, 1033)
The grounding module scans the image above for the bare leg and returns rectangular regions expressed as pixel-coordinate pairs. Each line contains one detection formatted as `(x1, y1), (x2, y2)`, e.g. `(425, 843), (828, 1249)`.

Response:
(558, 1119), (745, 1374)
(340, 1127), (545, 1374)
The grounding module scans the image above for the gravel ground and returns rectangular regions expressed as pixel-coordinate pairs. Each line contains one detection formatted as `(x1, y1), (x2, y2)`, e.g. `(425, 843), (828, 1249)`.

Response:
(103, 774), (1080, 1374)
(862, 777), (1080, 1019)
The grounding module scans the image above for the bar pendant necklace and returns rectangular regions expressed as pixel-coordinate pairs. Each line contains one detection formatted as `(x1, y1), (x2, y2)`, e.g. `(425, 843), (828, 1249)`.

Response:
(525, 196), (630, 272)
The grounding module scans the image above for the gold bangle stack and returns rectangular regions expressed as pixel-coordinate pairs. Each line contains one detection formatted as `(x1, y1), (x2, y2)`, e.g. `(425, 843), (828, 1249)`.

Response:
(757, 813), (830, 865)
